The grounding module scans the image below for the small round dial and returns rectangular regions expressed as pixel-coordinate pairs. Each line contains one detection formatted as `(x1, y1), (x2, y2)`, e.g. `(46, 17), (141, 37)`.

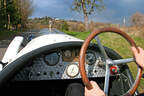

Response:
(86, 50), (96, 65)
(66, 64), (79, 78)
(44, 52), (59, 66)
(62, 49), (75, 61)
(64, 50), (72, 57)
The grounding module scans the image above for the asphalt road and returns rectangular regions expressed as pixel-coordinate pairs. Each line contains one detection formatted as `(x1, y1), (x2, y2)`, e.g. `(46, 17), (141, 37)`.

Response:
(0, 48), (7, 60)
(0, 40), (11, 61)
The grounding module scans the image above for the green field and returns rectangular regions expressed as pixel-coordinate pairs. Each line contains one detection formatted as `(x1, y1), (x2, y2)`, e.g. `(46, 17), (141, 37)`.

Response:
(64, 30), (144, 93)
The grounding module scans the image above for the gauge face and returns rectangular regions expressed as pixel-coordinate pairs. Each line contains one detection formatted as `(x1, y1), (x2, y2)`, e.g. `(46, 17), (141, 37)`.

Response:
(44, 52), (59, 66)
(86, 50), (96, 65)
(64, 50), (72, 57)
(66, 64), (79, 78)
(62, 49), (75, 61)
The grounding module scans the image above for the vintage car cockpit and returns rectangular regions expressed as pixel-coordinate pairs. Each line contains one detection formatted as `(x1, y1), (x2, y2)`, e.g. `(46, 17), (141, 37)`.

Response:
(0, 28), (143, 96)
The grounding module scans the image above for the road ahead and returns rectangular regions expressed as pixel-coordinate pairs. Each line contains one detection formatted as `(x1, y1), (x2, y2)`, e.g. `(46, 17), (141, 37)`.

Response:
(0, 48), (7, 60)
(0, 40), (11, 60)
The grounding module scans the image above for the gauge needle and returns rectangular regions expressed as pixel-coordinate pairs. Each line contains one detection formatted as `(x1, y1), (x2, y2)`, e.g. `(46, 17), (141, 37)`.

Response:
(71, 68), (74, 73)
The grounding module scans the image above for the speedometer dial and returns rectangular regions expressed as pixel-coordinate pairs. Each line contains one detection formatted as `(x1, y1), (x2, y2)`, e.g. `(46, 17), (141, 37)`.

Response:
(44, 52), (59, 66)
(66, 64), (79, 78)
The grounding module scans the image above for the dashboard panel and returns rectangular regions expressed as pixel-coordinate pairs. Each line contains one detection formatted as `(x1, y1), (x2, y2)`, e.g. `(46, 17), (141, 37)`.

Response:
(14, 46), (107, 81)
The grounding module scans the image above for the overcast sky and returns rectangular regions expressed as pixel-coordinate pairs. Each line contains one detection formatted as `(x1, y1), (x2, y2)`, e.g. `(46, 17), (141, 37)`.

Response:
(30, 0), (144, 24)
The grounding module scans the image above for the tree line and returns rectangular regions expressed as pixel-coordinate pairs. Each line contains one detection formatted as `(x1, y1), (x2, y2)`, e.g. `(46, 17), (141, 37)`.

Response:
(0, 0), (33, 30)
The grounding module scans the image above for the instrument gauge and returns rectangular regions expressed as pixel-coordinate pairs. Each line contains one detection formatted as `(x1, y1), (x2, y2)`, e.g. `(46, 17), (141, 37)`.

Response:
(66, 64), (79, 78)
(86, 50), (96, 65)
(64, 50), (72, 57)
(62, 49), (75, 61)
(44, 52), (59, 66)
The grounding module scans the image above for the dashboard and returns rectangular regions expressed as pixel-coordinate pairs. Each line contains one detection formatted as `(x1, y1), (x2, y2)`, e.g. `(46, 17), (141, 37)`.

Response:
(3, 42), (136, 96)
(13, 46), (107, 81)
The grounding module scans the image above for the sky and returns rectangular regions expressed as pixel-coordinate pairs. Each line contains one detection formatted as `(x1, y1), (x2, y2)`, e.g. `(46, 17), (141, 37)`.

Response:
(30, 0), (144, 24)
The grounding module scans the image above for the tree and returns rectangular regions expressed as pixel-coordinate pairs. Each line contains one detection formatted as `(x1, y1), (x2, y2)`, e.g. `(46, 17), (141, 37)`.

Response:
(0, 0), (7, 29)
(18, 0), (33, 28)
(72, 0), (104, 31)
(0, 0), (33, 30)
(131, 12), (144, 26)
(61, 21), (69, 31)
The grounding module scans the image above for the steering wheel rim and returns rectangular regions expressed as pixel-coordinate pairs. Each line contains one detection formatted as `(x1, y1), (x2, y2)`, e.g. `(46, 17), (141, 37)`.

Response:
(79, 27), (143, 96)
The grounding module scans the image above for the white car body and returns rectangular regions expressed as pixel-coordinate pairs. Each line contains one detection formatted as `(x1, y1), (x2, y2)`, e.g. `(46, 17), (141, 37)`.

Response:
(0, 33), (83, 71)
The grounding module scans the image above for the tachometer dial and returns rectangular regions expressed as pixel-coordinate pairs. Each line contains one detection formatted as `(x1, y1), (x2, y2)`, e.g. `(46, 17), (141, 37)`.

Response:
(86, 50), (96, 65)
(66, 64), (79, 78)
(44, 52), (59, 66)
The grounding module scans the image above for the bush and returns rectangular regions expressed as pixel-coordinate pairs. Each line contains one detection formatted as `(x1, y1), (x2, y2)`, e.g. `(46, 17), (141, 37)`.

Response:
(61, 21), (69, 31)
(67, 22), (85, 32)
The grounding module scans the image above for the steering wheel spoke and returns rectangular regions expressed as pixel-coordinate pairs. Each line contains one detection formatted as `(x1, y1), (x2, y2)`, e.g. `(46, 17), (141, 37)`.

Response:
(95, 36), (109, 59)
(111, 58), (135, 65)
(104, 63), (110, 96)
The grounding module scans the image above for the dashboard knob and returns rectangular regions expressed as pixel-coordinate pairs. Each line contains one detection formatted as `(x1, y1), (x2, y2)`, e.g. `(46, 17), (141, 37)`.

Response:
(36, 72), (41, 76)
(110, 66), (119, 74)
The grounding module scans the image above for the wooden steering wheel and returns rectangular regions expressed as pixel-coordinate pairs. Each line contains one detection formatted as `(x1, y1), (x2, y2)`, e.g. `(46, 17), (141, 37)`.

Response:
(79, 27), (143, 96)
